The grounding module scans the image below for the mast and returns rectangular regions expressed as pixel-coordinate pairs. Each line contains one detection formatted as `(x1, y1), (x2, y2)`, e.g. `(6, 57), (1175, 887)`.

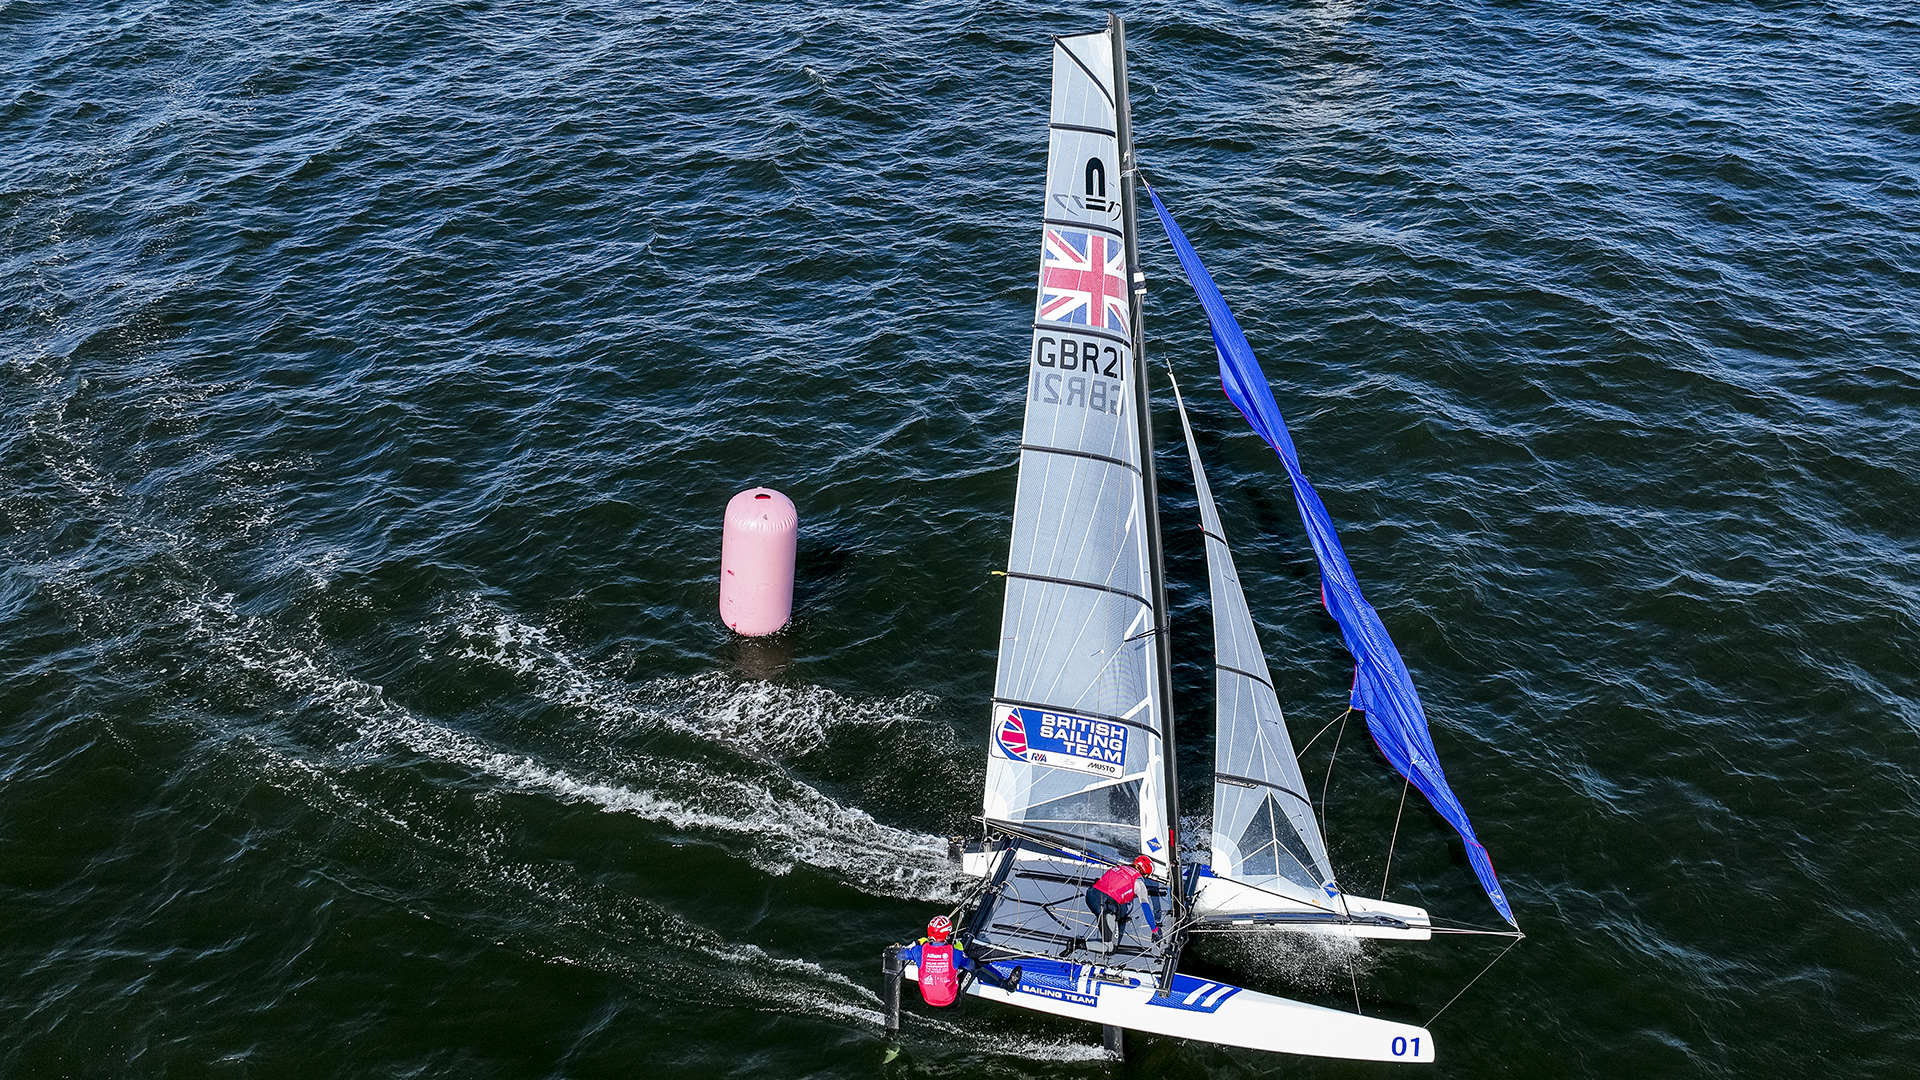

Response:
(1109, 14), (1184, 918)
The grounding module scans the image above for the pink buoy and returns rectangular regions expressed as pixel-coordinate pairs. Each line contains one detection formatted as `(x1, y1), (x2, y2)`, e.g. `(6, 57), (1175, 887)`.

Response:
(719, 487), (798, 636)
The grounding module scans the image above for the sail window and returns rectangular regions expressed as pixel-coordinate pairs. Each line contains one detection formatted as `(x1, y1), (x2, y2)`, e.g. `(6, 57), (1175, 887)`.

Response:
(1234, 794), (1322, 890)
(1021, 778), (1143, 855)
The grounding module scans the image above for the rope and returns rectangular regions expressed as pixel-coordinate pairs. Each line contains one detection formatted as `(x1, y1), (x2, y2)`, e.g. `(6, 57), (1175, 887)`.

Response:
(1348, 952), (1363, 1015)
(1424, 911), (1527, 935)
(1424, 935), (1522, 1026)
(1379, 777), (1410, 899)
(1316, 708), (1350, 834)
(1299, 707), (1351, 755)
(947, 846), (1000, 917)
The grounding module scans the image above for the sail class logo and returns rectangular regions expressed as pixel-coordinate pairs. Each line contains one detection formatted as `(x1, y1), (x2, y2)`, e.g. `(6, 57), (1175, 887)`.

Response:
(994, 705), (1127, 778)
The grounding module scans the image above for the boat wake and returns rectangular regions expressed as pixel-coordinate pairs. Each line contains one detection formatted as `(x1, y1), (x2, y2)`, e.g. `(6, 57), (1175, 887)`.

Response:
(174, 590), (964, 903)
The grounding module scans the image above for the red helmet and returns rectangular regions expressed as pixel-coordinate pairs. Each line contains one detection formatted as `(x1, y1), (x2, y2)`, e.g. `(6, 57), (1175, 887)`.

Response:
(926, 914), (954, 943)
(1132, 854), (1155, 877)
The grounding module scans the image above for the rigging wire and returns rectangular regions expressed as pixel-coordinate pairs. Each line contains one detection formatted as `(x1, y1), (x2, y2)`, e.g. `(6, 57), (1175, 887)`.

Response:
(1299, 706), (1351, 755)
(1316, 708), (1351, 836)
(1316, 709), (1358, 921)
(1424, 935), (1523, 1027)
(1379, 777), (1410, 899)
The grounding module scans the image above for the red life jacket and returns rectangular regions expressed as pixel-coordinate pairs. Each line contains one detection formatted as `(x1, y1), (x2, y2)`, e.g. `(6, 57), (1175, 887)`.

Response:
(1093, 864), (1141, 904)
(917, 942), (959, 1006)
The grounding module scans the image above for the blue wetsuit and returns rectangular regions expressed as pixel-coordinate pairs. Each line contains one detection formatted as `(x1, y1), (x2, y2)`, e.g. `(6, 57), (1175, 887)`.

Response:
(900, 937), (1017, 996)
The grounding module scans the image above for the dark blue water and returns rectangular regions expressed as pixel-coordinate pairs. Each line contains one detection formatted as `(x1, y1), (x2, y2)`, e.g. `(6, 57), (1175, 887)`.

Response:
(3, 1), (1916, 1076)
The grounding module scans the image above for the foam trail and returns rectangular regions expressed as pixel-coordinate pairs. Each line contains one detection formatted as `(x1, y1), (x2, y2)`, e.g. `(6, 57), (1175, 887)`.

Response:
(176, 595), (1099, 1058)
(180, 592), (962, 901)
(448, 599), (942, 760)
(228, 744), (903, 1030)
(228, 729), (1096, 1056)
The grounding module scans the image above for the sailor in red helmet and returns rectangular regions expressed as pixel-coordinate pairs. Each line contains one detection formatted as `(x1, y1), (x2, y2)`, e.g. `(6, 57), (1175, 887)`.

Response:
(1085, 854), (1161, 954)
(900, 914), (1019, 1006)
(901, 915), (974, 1007)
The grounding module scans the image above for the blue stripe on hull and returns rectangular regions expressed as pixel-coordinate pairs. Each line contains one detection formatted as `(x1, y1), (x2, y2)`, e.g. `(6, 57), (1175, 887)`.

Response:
(977, 960), (1242, 1015)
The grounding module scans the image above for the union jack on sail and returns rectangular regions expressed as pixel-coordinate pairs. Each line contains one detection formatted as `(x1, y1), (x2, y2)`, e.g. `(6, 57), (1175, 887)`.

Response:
(1039, 228), (1129, 331)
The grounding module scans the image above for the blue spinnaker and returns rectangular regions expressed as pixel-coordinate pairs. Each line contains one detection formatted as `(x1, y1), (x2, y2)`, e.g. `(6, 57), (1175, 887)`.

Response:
(1146, 185), (1516, 928)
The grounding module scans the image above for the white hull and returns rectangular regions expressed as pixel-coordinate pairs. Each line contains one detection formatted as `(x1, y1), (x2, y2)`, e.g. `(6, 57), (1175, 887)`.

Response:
(1190, 873), (1434, 941)
(905, 959), (1434, 1064)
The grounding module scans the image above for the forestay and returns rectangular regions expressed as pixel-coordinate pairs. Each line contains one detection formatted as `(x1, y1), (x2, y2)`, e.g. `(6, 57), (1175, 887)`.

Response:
(985, 27), (1169, 867)
(1167, 375), (1339, 908)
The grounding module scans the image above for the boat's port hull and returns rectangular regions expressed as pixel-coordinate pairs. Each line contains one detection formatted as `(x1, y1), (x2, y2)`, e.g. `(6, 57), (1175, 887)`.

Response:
(903, 957), (1435, 1063)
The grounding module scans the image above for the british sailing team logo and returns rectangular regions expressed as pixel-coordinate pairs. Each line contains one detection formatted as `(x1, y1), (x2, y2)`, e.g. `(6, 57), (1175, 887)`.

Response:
(995, 710), (1030, 760)
(993, 705), (1127, 778)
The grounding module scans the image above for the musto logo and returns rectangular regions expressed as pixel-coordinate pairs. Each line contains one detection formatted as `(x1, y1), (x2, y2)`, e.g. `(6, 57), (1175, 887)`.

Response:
(993, 705), (1127, 778)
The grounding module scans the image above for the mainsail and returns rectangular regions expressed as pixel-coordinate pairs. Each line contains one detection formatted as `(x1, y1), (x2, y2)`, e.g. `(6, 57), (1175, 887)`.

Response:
(984, 24), (1174, 871)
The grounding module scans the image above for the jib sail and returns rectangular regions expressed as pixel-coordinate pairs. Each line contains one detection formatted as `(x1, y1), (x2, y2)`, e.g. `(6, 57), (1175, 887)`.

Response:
(1167, 376), (1340, 908)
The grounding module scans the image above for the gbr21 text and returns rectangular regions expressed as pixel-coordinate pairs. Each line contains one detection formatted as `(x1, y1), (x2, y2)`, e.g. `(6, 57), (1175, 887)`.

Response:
(1032, 333), (1125, 417)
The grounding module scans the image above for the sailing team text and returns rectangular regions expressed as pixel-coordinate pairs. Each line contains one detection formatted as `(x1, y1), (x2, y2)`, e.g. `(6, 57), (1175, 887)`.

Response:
(1032, 711), (1127, 765)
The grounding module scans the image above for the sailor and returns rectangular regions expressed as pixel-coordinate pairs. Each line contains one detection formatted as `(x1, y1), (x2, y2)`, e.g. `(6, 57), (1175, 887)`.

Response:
(1085, 854), (1160, 954)
(899, 915), (1021, 1006)
(900, 915), (973, 1006)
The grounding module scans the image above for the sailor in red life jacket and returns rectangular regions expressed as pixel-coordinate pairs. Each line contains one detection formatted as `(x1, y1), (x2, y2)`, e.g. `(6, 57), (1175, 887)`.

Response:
(1085, 854), (1161, 955)
(901, 915), (973, 1007)
(900, 915), (1020, 1007)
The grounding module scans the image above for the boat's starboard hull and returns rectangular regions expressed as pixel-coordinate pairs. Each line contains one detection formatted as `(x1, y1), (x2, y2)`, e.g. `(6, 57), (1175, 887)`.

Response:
(904, 957), (1435, 1063)
(1189, 871), (1434, 940)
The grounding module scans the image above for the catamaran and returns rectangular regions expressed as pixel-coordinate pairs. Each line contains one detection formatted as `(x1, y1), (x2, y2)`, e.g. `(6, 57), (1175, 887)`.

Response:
(886, 16), (1520, 1063)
